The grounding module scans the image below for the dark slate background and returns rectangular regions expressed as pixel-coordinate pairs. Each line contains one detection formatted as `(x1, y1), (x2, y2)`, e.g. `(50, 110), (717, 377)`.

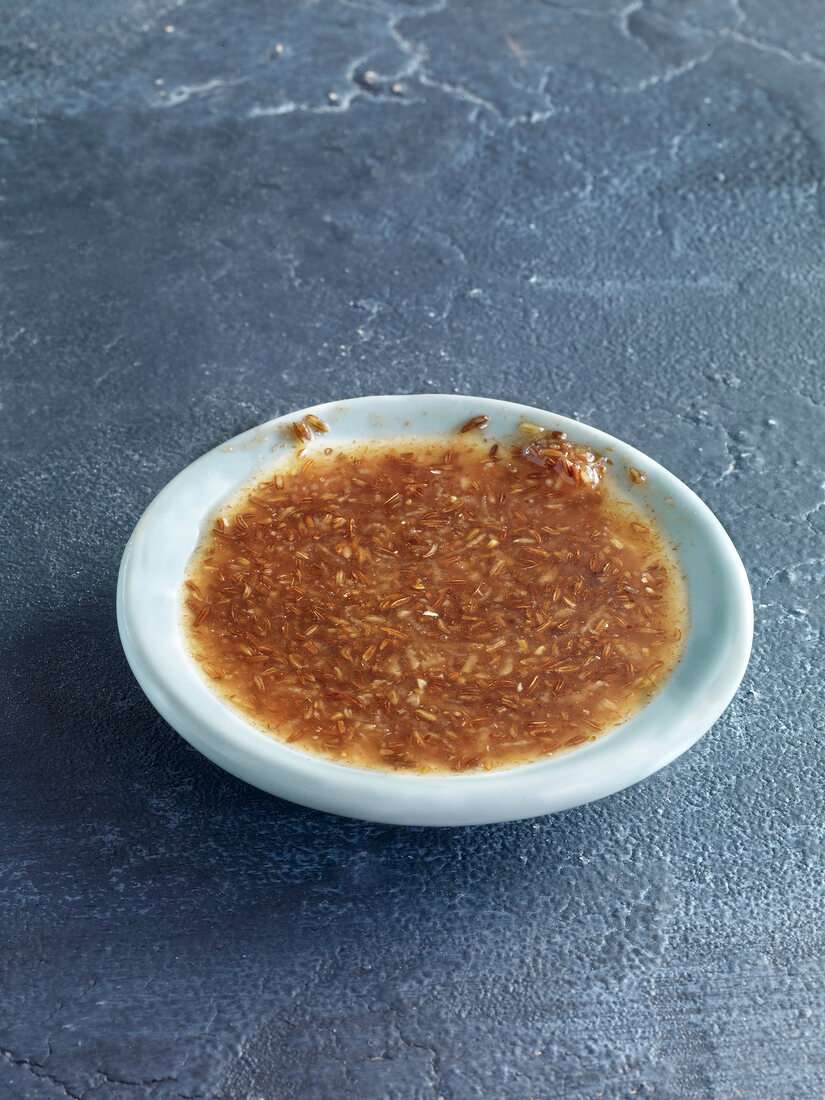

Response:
(2, 0), (824, 1096)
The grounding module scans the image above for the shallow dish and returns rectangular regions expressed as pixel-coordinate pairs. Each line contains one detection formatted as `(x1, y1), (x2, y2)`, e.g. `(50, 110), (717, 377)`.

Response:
(117, 395), (753, 826)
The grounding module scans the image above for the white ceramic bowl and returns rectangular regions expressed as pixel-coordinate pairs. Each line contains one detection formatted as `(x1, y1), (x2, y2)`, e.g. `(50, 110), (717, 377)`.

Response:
(117, 394), (753, 826)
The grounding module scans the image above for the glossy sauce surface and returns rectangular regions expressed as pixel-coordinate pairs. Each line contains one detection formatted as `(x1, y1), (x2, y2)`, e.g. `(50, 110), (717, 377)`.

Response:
(183, 429), (686, 773)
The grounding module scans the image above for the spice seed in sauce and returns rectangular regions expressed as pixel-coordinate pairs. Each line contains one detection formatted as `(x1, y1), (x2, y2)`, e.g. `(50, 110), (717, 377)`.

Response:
(460, 414), (491, 433)
(291, 419), (312, 444)
(183, 434), (687, 774)
(304, 413), (330, 433)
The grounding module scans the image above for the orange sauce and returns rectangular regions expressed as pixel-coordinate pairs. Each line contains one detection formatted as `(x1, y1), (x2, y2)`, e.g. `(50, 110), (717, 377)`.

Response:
(183, 425), (686, 773)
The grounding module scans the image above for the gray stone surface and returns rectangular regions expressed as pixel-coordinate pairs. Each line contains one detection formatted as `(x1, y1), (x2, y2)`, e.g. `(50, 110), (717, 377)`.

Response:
(1, 0), (824, 1096)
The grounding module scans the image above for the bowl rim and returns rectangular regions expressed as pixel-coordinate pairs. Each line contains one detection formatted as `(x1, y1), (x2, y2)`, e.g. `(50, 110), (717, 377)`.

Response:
(117, 393), (753, 826)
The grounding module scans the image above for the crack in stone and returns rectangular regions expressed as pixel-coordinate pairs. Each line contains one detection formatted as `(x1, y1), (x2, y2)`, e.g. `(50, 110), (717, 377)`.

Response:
(156, 75), (251, 108)
(94, 1067), (181, 1091)
(803, 487), (825, 533)
(636, 47), (718, 90)
(525, 273), (733, 297)
(797, 388), (825, 412)
(1, 1048), (82, 1100)
(613, 2), (825, 96)
(729, 0), (747, 28)
(387, 0), (504, 121)
(617, 0), (648, 50)
(720, 28), (825, 73)
(392, 1023), (448, 1098)
(765, 557), (825, 586)
(418, 70), (501, 120)
(525, 1), (619, 14)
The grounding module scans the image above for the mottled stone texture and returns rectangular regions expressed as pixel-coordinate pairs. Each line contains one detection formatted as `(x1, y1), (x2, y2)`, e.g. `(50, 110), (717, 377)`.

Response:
(1, 0), (824, 1096)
